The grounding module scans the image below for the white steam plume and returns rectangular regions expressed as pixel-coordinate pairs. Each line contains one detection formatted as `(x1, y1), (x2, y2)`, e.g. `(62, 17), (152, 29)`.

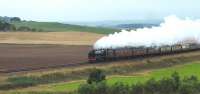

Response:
(94, 15), (200, 49)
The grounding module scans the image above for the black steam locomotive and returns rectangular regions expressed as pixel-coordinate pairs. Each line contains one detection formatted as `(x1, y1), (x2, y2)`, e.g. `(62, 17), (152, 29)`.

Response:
(88, 43), (200, 63)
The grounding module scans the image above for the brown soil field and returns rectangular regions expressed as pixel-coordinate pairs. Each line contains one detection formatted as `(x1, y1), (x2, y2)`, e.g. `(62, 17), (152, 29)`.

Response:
(0, 32), (104, 45)
(0, 44), (92, 73)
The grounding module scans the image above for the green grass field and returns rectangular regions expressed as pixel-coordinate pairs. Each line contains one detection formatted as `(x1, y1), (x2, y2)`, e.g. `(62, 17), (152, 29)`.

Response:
(11, 21), (120, 34)
(48, 61), (200, 92)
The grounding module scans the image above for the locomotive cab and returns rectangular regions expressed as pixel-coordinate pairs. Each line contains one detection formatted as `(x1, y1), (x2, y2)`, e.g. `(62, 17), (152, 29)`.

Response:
(88, 50), (96, 63)
(88, 49), (106, 63)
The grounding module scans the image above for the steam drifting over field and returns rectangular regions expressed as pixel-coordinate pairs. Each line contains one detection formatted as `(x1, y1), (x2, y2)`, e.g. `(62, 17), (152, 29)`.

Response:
(94, 15), (200, 49)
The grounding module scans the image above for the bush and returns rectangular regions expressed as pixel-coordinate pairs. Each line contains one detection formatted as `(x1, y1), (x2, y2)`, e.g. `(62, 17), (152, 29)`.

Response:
(17, 26), (31, 31)
(76, 72), (200, 94)
(144, 78), (158, 94)
(94, 82), (108, 94)
(158, 78), (175, 94)
(77, 82), (108, 94)
(78, 83), (95, 94)
(16, 26), (40, 32)
(109, 82), (129, 94)
(179, 76), (199, 94)
(130, 82), (144, 94)
(87, 68), (106, 84)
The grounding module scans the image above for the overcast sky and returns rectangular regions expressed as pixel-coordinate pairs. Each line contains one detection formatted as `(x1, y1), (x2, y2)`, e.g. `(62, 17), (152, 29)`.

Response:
(0, 0), (199, 22)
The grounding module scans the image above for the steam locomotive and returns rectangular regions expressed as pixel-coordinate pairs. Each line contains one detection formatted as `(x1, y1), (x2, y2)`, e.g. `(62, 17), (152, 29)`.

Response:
(88, 43), (200, 63)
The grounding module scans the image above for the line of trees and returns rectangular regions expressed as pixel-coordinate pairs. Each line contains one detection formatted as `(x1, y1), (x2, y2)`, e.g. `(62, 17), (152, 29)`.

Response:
(0, 16), (21, 22)
(0, 21), (16, 31)
(0, 20), (42, 32)
(0, 16), (43, 32)
(0, 16), (21, 31)
(77, 70), (200, 94)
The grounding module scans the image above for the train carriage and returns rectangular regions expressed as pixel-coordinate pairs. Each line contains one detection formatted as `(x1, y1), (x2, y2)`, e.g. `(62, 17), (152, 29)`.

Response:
(115, 48), (132, 58)
(123, 48), (133, 57)
(133, 47), (147, 56)
(106, 49), (116, 59)
(188, 43), (200, 50)
(147, 47), (161, 55)
(88, 43), (200, 63)
(171, 44), (182, 52)
(160, 45), (172, 54)
(182, 44), (190, 50)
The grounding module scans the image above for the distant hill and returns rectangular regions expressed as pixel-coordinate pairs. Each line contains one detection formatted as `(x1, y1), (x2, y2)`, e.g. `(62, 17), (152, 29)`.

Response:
(3, 16), (162, 34)
(11, 21), (120, 34)
(115, 23), (159, 30)
(67, 19), (162, 28)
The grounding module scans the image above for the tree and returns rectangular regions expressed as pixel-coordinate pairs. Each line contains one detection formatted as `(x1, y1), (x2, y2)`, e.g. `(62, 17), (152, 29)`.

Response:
(87, 68), (106, 84)
(11, 24), (16, 31)
(0, 20), (16, 31)
(10, 17), (21, 22)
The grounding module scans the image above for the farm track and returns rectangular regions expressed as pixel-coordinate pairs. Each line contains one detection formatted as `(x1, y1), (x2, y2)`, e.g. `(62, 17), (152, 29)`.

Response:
(0, 44), (92, 74)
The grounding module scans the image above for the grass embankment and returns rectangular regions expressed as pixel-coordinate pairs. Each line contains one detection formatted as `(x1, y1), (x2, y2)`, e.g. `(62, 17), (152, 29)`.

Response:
(43, 61), (200, 92)
(0, 32), (103, 45)
(11, 21), (120, 34)
(2, 51), (200, 94)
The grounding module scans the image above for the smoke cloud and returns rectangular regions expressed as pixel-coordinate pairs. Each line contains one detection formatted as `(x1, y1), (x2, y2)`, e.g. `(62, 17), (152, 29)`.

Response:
(94, 15), (200, 49)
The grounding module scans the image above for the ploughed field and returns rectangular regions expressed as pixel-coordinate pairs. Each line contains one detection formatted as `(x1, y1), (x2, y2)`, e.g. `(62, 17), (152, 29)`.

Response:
(0, 44), (91, 73)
